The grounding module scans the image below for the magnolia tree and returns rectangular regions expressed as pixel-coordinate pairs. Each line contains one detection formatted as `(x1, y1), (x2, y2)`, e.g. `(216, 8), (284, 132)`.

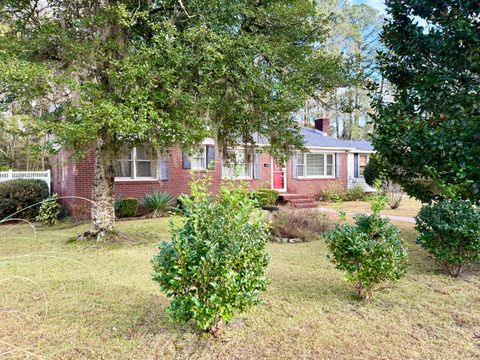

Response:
(372, 0), (480, 203)
(0, 1), (341, 239)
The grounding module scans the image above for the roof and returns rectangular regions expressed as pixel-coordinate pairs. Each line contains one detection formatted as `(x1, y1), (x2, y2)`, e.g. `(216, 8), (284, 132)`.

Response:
(300, 128), (374, 151)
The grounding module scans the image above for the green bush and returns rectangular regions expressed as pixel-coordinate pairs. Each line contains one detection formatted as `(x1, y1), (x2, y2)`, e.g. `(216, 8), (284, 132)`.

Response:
(325, 196), (407, 300)
(0, 179), (49, 220)
(115, 197), (139, 218)
(270, 208), (332, 241)
(36, 193), (62, 226)
(345, 185), (368, 201)
(250, 189), (279, 207)
(321, 183), (347, 202)
(143, 192), (174, 217)
(415, 200), (480, 277)
(364, 157), (380, 187)
(152, 179), (270, 335)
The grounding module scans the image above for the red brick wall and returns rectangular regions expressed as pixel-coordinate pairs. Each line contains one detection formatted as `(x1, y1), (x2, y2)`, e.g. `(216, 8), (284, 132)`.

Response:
(52, 145), (349, 218)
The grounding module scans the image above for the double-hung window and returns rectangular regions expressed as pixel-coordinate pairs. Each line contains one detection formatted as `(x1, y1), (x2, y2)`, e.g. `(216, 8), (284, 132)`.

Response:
(296, 152), (335, 178)
(115, 144), (157, 180)
(222, 149), (253, 179)
(183, 144), (216, 171)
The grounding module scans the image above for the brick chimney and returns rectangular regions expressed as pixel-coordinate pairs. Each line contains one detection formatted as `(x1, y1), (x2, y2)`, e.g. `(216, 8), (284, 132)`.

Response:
(314, 118), (330, 134)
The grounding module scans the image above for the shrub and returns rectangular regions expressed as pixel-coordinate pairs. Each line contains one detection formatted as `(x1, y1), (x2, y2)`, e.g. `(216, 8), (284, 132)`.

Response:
(143, 192), (174, 217)
(415, 199), (480, 277)
(321, 183), (347, 202)
(345, 185), (368, 201)
(382, 180), (404, 209)
(36, 193), (62, 226)
(270, 208), (332, 241)
(250, 189), (279, 207)
(325, 195), (407, 300)
(152, 179), (270, 335)
(364, 157), (380, 187)
(115, 198), (139, 218)
(0, 179), (49, 220)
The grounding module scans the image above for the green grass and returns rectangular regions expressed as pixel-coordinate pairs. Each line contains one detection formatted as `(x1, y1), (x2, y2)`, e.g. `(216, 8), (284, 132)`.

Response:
(1, 218), (479, 359)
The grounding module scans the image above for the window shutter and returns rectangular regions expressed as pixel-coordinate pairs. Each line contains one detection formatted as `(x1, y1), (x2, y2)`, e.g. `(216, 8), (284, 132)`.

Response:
(182, 151), (191, 170)
(354, 153), (359, 178)
(206, 145), (215, 170)
(292, 153), (298, 179)
(159, 155), (169, 180)
(335, 153), (341, 178)
(253, 151), (260, 179)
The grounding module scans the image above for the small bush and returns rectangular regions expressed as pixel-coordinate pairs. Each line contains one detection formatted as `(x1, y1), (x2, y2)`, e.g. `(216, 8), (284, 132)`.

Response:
(382, 180), (404, 209)
(345, 185), (368, 201)
(36, 193), (62, 226)
(364, 157), (380, 187)
(152, 178), (270, 335)
(416, 199), (480, 277)
(270, 208), (332, 241)
(115, 198), (139, 218)
(0, 179), (49, 220)
(321, 183), (347, 202)
(251, 189), (279, 207)
(143, 192), (174, 217)
(325, 195), (407, 300)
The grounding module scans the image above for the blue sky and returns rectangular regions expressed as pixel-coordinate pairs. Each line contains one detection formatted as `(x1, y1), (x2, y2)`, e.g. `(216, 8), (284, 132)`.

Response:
(352, 0), (386, 13)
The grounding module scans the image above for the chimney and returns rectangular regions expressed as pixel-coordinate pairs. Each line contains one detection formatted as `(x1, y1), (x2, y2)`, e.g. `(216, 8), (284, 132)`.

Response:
(314, 118), (330, 134)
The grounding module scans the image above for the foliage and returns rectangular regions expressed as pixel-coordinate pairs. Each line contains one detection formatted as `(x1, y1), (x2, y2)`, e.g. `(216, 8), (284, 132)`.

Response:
(345, 185), (367, 201)
(0, 0), (342, 234)
(382, 180), (404, 210)
(321, 183), (367, 202)
(270, 208), (332, 242)
(152, 178), (270, 335)
(115, 198), (139, 218)
(36, 193), (62, 226)
(373, 1), (480, 202)
(0, 179), (49, 220)
(325, 212), (407, 300)
(143, 192), (174, 217)
(363, 157), (380, 187)
(325, 193), (406, 299)
(250, 189), (279, 208)
(415, 200), (480, 277)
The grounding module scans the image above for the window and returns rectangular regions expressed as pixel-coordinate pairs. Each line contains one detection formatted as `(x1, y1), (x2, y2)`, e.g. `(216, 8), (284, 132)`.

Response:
(222, 149), (253, 179)
(191, 150), (206, 170)
(296, 152), (335, 178)
(183, 145), (215, 171)
(358, 154), (368, 178)
(115, 145), (157, 180)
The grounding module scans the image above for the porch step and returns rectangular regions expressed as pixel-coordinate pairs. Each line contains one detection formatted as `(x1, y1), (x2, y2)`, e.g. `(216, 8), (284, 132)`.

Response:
(279, 193), (317, 209)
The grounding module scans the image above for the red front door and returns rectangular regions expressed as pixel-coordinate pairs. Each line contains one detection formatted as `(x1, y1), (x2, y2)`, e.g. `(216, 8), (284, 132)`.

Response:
(272, 161), (286, 191)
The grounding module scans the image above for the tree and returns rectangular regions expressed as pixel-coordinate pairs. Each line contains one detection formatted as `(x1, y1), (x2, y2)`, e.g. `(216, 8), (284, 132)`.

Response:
(372, 0), (480, 203)
(0, 1), (339, 239)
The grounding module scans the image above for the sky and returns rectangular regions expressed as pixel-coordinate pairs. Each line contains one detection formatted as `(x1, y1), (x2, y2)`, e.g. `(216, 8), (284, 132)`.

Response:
(352, 0), (386, 13)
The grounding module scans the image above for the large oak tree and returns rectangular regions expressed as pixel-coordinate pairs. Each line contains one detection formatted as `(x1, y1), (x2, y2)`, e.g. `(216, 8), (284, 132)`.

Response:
(0, 0), (340, 239)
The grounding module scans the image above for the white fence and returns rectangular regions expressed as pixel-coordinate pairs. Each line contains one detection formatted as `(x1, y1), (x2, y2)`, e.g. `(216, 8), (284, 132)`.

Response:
(0, 170), (51, 194)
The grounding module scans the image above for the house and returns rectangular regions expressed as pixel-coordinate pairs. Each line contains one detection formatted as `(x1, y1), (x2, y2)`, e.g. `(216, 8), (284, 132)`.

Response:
(52, 119), (374, 218)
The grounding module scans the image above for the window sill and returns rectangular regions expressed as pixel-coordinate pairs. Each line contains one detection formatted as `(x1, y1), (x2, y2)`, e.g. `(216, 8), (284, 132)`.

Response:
(115, 178), (159, 182)
(296, 176), (336, 180)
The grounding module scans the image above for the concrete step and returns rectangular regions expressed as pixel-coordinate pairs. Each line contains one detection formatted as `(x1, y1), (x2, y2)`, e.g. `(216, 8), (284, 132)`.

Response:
(280, 193), (315, 201)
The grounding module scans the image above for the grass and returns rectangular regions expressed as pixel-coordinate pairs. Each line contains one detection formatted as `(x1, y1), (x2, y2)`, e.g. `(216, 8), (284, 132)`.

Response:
(1, 217), (479, 359)
(320, 196), (423, 218)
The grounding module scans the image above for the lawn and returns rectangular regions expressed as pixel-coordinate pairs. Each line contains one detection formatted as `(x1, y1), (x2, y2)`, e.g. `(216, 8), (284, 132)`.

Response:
(1, 217), (479, 359)
(320, 196), (423, 218)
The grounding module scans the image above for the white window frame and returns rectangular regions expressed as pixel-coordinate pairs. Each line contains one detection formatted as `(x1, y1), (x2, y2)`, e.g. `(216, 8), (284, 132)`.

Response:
(115, 146), (157, 181)
(222, 148), (254, 180)
(357, 154), (369, 178)
(298, 152), (336, 179)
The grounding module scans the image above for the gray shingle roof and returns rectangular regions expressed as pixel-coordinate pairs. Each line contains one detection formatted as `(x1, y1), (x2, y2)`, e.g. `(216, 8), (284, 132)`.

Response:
(300, 128), (374, 151)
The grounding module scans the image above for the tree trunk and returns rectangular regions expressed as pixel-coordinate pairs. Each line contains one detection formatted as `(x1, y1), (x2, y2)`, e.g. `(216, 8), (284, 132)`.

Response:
(81, 137), (116, 241)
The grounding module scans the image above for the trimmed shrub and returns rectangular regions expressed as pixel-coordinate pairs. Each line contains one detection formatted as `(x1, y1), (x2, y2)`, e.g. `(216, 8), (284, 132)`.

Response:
(143, 192), (174, 217)
(251, 189), (279, 207)
(36, 193), (62, 226)
(364, 158), (380, 187)
(325, 196), (407, 300)
(345, 185), (368, 201)
(152, 179), (270, 335)
(0, 179), (49, 220)
(416, 200), (480, 277)
(270, 208), (332, 241)
(115, 198), (139, 218)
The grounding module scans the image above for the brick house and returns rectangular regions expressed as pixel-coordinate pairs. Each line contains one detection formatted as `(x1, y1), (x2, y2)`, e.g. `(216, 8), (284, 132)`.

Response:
(52, 119), (373, 217)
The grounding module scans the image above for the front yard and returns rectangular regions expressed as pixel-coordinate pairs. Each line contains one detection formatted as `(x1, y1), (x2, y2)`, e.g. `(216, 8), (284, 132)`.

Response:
(1, 217), (479, 359)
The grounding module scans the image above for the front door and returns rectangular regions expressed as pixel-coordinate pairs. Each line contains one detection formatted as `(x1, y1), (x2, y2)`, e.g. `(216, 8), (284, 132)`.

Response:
(272, 160), (287, 192)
